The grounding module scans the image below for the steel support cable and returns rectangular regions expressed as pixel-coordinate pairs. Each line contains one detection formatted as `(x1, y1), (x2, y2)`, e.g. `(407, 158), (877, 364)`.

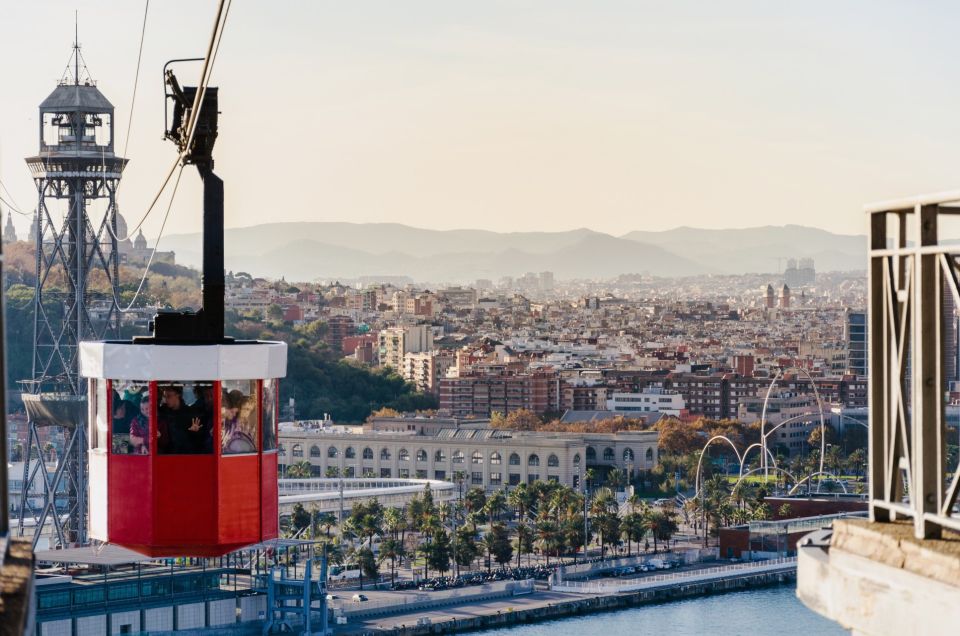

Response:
(181, 0), (231, 159)
(105, 0), (230, 244)
(118, 164), (185, 313)
(0, 176), (31, 216)
(0, 192), (31, 217)
(108, 0), (231, 315)
(119, 0), (150, 164)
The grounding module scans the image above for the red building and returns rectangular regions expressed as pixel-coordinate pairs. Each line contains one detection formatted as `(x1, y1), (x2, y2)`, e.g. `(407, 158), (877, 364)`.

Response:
(439, 370), (560, 416)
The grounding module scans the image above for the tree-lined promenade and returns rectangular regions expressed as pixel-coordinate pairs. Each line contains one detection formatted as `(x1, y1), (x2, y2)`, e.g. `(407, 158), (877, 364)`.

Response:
(276, 407), (878, 588)
(285, 476), (697, 588)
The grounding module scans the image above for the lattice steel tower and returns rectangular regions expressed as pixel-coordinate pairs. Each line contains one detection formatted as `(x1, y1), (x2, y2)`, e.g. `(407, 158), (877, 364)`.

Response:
(17, 41), (125, 548)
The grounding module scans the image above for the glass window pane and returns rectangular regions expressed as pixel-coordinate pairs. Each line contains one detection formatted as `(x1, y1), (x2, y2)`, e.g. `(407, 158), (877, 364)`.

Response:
(110, 381), (149, 455)
(262, 379), (278, 451)
(94, 380), (109, 450)
(89, 379), (98, 450)
(222, 380), (258, 455)
(157, 382), (215, 455)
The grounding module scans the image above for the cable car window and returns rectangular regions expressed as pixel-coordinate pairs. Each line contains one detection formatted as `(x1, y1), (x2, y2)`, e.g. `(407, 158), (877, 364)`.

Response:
(262, 379), (278, 451)
(94, 379), (108, 450)
(156, 382), (215, 455)
(110, 381), (149, 455)
(221, 380), (258, 455)
(89, 380), (100, 450)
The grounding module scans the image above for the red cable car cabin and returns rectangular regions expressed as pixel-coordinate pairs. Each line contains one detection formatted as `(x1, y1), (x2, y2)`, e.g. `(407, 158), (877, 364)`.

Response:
(80, 340), (287, 557)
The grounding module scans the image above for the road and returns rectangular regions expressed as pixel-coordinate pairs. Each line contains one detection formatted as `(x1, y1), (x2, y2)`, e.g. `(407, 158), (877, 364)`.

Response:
(341, 590), (590, 633)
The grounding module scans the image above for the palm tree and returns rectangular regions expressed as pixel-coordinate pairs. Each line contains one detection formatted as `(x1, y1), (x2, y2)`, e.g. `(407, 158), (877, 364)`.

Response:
(484, 489), (508, 524)
(607, 468), (627, 492)
(644, 509), (678, 552)
(378, 537), (405, 585)
(285, 460), (312, 478)
(731, 480), (755, 512)
(508, 483), (530, 522)
(627, 492), (643, 513)
(750, 502), (772, 521)
(384, 507), (405, 541)
(621, 512), (645, 556)
(464, 486), (487, 530)
(590, 488), (618, 558)
(846, 448), (867, 479)
(514, 523), (534, 568)
(534, 518), (563, 565)
(316, 512), (338, 538)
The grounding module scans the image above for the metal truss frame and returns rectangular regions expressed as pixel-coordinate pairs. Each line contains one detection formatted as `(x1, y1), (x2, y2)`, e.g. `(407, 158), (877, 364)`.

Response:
(868, 194), (960, 538)
(17, 154), (123, 548)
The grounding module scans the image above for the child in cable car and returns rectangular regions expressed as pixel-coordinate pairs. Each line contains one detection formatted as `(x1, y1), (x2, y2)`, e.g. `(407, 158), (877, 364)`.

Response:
(221, 389), (256, 454)
(129, 391), (150, 454)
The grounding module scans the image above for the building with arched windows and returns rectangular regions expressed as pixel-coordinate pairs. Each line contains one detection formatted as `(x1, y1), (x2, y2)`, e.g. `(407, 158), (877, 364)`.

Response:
(278, 416), (658, 492)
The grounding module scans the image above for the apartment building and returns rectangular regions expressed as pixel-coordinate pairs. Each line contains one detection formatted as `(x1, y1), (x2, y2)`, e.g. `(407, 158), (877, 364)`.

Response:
(608, 388), (685, 416)
(438, 370), (561, 416)
(378, 324), (433, 370)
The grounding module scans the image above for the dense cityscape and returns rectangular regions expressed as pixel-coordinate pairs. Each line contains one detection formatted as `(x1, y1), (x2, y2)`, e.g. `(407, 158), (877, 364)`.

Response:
(0, 3), (957, 635)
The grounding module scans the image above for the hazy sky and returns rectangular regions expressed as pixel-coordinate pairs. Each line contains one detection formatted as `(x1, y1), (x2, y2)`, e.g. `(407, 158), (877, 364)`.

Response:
(1, 1), (959, 241)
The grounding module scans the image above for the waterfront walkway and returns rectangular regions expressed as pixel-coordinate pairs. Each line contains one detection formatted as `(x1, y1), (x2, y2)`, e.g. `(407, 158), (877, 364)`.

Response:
(551, 557), (797, 593)
(338, 558), (798, 634)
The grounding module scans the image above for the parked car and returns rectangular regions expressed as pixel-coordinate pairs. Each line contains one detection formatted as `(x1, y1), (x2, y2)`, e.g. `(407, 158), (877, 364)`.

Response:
(351, 593), (368, 602)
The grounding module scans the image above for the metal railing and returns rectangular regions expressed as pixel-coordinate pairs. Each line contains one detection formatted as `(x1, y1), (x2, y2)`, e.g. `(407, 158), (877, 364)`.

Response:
(550, 557), (797, 594)
(868, 195), (960, 538)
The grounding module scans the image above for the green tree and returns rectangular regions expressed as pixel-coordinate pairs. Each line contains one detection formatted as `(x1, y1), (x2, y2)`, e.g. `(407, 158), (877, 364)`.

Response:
(455, 527), (479, 571)
(316, 512), (338, 538)
(484, 489), (508, 523)
(514, 523), (535, 568)
(266, 303), (285, 322)
(285, 460), (312, 478)
(504, 409), (541, 431)
(846, 448), (867, 479)
(534, 518), (564, 565)
(485, 523), (513, 570)
(357, 547), (378, 588)
(607, 468), (627, 491)
(508, 483), (531, 522)
(378, 537), (405, 585)
(645, 510), (678, 551)
(464, 487), (488, 531)
(426, 529), (452, 574)
(290, 503), (311, 536)
(621, 512), (646, 556)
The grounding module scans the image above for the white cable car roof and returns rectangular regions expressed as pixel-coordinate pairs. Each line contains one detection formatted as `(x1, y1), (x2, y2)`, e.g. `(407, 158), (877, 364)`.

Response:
(79, 341), (287, 381)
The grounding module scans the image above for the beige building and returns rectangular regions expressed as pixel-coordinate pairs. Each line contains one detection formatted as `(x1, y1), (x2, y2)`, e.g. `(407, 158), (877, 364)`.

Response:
(402, 350), (455, 394)
(378, 324), (434, 370)
(279, 423), (658, 492)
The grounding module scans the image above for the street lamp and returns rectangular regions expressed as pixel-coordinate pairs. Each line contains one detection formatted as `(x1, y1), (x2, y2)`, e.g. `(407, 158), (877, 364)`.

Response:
(453, 472), (464, 577)
(581, 467), (590, 562)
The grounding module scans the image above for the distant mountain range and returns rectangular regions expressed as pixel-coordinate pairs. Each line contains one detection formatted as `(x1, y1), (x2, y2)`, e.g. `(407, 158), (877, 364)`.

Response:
(157, 222), (866, 283)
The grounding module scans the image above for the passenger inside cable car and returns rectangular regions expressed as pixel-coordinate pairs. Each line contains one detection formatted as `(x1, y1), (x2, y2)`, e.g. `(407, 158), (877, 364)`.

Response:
(221, 383), (257, 454)
(129, 391), (150, 454)
(157, 383), (213, 455)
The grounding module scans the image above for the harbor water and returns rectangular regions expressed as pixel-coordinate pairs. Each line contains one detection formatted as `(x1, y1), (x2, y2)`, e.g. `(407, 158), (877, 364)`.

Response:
(480, 585), (845, 636)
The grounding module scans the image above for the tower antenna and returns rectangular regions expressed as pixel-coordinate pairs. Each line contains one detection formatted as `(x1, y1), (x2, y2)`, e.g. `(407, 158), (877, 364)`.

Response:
(74, 11), (79, 85)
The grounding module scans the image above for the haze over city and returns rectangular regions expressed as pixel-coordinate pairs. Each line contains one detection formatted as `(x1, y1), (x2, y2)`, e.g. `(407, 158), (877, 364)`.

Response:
(3, 1), (960, 242)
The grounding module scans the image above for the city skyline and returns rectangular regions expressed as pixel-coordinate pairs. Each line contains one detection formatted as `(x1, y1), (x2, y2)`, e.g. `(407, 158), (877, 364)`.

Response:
(3, 1), (960, 242)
